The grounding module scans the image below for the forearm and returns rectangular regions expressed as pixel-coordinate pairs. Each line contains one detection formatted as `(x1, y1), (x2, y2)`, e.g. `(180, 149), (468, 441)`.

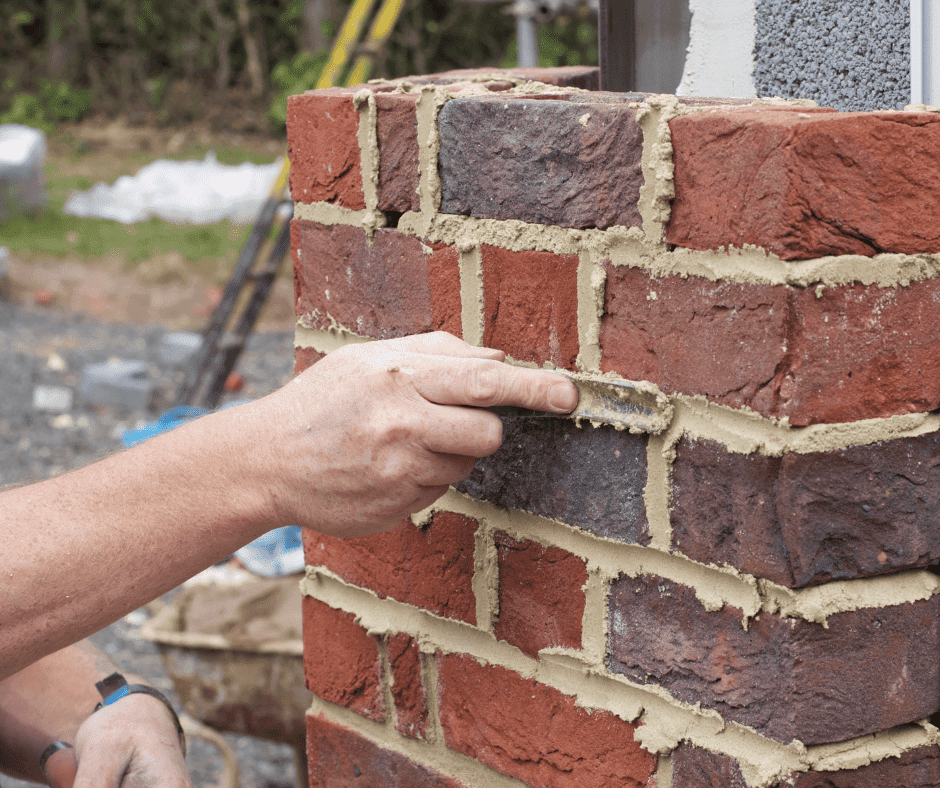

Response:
(0, 404), (276, 680)
(0, 641), (125, 779)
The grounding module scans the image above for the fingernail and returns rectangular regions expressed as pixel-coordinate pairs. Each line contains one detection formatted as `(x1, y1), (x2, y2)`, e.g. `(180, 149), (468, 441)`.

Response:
(548, 381), (578, 413)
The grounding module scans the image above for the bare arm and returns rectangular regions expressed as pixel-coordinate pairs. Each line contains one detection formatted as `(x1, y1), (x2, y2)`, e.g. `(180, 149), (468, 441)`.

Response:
(0, 332), (578, 679)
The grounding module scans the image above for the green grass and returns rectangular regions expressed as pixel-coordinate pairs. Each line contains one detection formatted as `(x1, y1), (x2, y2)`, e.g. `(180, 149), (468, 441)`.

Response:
(1, 134), (280, 271)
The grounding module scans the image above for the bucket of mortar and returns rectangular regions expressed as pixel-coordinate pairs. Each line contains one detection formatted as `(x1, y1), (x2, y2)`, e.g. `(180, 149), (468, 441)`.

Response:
(139, 574), (309, 749)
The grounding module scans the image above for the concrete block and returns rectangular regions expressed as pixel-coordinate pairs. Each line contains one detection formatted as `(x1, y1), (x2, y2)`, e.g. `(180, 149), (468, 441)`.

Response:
(80, 359), (153, 410)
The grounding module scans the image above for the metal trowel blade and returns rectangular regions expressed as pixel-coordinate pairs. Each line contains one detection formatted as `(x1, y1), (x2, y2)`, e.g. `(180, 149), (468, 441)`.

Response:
(561, 373), (673, 434)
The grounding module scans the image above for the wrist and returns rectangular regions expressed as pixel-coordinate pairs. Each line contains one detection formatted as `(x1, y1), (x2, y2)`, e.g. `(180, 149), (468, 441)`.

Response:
(94, 672), (186, 755)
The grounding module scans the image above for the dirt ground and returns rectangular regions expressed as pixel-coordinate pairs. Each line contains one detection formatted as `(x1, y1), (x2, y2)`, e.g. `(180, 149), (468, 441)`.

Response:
(4, 118), (296, 332)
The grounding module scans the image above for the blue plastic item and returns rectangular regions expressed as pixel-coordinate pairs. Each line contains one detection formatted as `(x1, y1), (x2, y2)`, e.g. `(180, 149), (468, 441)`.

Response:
(122, 402), (304, 576)
(121, 406), (208, 447)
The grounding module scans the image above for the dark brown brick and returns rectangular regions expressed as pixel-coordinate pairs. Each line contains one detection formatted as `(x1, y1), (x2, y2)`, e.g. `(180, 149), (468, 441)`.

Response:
(292, 220), (461, 338)
(672, 433), (940, 588)
(607, 575), (940, 745)
(493, 532), (587, 659)
(306, 713), (468, 788)
(670, 745), (749, 788)
(672, 743), (940, 788)
(600, 264), (940, 425)
(438, 96), (643, 230)
(666, 107), (940, 260)
(456, 409), (649, 545)
(376, 92), (420, 213)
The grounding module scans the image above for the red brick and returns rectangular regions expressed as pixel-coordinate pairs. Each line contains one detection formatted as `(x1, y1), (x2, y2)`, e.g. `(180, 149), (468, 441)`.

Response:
(437, 654), (655, 788)
(600, 264), (940, 425)
(306, 713), (468, 788)
(376, 92), (420, 213)
(607, 575), (940, 745)
(287, 89), (365, 208)
(303, 511), (478, 624)
(493, 532), (587, 659)
(672, 742), (940, 788)
(480, 245), (579, 368)
(293, 346), (325, 377)
(672, 433), (940, 588)
(456, 410), (650, 545)
(439, 97), (643, 230)
(666, 108), (940, 260)
(301, 597), (383, 722)
(388, 633), (429, 740)
(292, 220), (461, 338)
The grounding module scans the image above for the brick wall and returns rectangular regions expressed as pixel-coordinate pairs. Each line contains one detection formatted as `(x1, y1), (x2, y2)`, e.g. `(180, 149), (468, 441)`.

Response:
(288, 66), (940, 787)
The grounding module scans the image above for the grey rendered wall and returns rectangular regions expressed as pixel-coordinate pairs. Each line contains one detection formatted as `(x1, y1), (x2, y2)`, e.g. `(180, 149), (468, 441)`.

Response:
(754, 0), (910, 111)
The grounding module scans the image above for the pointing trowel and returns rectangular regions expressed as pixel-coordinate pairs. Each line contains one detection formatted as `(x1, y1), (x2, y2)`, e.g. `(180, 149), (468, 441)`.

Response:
(558, 372), (673, 434)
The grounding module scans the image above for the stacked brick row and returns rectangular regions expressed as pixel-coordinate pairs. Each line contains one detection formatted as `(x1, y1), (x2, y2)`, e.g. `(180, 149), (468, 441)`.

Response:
(287, 65), (940, 787)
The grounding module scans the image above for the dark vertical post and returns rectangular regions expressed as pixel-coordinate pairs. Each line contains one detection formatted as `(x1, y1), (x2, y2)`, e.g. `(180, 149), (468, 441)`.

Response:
(599, 0), (635, 92)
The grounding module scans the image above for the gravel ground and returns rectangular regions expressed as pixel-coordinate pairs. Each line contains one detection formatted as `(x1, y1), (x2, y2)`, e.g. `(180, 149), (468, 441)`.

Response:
(0, 297), (304, 787)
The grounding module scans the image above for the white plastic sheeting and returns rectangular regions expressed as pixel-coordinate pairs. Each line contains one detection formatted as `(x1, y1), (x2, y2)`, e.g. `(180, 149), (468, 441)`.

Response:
(64, 152), (284, 225)
(0, 124), (48, 218)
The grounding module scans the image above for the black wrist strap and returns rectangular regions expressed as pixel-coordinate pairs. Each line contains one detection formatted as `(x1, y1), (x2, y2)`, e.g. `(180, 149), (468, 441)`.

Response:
(94, 672), (186, 755)
(39, 741), (73, 775)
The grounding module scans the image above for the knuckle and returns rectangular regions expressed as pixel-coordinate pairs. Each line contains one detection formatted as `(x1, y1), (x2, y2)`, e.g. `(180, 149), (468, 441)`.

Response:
(464, 363), (503, 406)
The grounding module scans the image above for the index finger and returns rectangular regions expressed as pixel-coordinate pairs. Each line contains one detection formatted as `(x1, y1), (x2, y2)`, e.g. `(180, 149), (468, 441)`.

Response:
(409, 357), (579, 414)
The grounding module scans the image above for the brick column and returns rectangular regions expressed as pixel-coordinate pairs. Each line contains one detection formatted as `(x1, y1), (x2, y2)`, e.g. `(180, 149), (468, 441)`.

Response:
(289, 68), (940, 787)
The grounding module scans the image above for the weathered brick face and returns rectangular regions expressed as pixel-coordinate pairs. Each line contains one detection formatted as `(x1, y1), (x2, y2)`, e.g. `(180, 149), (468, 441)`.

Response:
(607, 574), (940, 745)
(666, 108), (940, 260)
(291, 67), (940, 788)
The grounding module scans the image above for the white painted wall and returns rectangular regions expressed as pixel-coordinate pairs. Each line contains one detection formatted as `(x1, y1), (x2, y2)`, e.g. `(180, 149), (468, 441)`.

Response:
(674, 0), (757, 99)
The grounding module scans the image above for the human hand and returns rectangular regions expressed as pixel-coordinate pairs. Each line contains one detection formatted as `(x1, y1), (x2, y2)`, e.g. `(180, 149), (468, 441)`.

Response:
(245, 331), (578, 537)
(42, 694), (189, 788)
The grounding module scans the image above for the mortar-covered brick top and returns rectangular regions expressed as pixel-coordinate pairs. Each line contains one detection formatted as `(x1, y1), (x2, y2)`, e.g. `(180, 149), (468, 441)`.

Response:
(667, 107), (940, 260)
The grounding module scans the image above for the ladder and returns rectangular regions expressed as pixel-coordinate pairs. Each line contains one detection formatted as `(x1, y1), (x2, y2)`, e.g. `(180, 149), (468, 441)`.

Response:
(174, 0), (406, 410)
(173, 161), (292, 410)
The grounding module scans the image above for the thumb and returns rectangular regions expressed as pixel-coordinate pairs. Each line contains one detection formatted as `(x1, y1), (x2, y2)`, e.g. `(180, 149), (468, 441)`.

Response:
(43, 746), (78, 788)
